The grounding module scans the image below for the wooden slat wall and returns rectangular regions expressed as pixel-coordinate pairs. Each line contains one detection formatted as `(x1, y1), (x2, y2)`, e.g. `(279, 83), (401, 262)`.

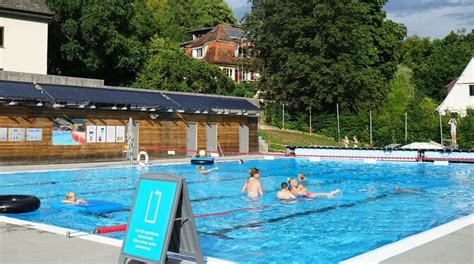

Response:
(217, 122), (240, 153)
(0, 107), (259, 164)
(138, 119), (187, 157)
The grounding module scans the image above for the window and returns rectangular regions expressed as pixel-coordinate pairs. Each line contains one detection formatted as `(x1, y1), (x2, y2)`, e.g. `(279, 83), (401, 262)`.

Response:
(192, 47), (203, 58)
(224, 68), (234, 79)
(470, 85), (474, 96)
(0, 27), (3, 47)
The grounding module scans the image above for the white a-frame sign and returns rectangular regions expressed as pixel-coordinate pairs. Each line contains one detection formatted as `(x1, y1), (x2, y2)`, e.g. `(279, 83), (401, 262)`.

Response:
(119, 173), (204, 264)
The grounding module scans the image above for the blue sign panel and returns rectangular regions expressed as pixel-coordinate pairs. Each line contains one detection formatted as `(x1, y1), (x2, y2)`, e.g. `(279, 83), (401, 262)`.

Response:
(122, 179), (178, 262)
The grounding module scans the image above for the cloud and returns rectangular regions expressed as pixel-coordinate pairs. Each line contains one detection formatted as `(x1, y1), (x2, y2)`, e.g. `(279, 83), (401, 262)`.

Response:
(387, 4), (474, 38)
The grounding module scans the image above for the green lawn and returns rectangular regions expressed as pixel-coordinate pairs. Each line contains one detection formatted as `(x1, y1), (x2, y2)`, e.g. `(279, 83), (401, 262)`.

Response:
(258, 129), (341, 152)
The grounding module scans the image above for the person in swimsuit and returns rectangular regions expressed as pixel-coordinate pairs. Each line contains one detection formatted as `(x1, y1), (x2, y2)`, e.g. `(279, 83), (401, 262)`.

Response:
(288, 178), (340, 198)
(241, 168), (264, 198)
(448, 118), (457, 145)
(196, 165), (219, 175)
(62, 192), (87, 204)
(276, 182), (296, 200)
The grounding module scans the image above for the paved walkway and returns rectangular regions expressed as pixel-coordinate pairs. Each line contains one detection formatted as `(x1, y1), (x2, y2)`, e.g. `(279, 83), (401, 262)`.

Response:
(0, 222), (120, 264)
(381, 224), (473, 264)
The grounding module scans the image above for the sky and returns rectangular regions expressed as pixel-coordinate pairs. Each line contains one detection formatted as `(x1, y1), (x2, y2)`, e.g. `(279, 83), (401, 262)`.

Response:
(225, 0), (474, 39)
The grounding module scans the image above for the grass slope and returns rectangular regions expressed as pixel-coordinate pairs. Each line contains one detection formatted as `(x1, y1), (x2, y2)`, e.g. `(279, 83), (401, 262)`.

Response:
(258, 129), (341, 152)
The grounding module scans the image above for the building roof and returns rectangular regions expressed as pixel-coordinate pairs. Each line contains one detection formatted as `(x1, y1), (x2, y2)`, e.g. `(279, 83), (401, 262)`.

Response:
(186, 24), (245, 48)
(0, 80), (259, 114)
(0, 0), (53, 17)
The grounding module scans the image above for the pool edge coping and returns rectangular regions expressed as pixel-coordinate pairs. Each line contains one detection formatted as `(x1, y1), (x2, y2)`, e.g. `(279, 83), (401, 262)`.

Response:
(0, 216), (235, 264)
(340, 213), (474, 264)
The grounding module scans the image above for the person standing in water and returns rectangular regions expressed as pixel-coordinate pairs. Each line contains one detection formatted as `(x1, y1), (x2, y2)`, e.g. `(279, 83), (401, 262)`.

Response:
(241, 168), (264, 198)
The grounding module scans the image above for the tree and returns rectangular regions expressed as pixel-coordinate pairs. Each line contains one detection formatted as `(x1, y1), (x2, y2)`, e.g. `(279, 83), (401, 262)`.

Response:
(411, 30), (474, 101)
(147, 0), (237, 42)
(46, 0), (157, 85)
(244, 0), (406, 114)
(134, 37), (243, 96)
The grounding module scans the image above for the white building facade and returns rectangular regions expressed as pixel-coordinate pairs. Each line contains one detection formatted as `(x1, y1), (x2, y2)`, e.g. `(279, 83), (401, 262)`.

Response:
(437, 57), (474, 117)
(0, 1), (53, 75)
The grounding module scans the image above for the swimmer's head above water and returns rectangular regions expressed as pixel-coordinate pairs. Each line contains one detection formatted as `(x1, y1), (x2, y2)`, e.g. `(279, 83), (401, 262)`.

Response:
(249, 168), (260, 177)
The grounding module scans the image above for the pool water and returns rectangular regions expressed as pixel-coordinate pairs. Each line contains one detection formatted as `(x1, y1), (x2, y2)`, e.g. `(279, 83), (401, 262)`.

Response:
(1, 159), (473, 263)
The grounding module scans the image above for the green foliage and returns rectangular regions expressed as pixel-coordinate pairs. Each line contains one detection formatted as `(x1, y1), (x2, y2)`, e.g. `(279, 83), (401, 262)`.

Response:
(134, 37), (250, 96)
(46, 0), (156, 85)
(406, 30), (474, 101)
(244, 0), (406, 113)
(457, 110), (474, 149)
(147, 0), (237, 42)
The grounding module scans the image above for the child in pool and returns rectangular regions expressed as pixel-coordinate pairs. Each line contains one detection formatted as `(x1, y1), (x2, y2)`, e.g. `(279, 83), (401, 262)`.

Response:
(241, 168), (264, 198)
(62, 192), (87, 204)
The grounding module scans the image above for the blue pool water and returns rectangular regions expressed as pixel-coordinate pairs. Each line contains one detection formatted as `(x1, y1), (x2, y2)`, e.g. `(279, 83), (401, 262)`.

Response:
(1, 159), (473, 263)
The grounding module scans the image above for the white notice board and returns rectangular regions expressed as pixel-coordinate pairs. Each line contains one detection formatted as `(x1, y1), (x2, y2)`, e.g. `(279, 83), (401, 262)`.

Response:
(26, 128), (43, 141)
(97, 126), (106, 143)
(87, 126), (96, 143)
(8, 128), (26, 142)
(106, 126), (116, 143)
(116, 126), (125, 142)
(0, 128), (7, 141)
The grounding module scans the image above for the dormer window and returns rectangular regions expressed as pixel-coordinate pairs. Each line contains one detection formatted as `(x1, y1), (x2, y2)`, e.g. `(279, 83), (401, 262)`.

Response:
(192, 47), (203, 58)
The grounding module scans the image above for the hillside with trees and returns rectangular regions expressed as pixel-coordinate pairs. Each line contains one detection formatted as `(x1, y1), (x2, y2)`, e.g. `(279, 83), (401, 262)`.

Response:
(45, 0), (474, 148)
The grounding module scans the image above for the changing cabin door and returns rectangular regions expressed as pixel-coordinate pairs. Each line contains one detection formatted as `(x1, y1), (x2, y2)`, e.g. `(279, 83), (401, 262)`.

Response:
(239, 124), (249, 154)
(187, 123), (197, 156)
(206, 123), (217, 154)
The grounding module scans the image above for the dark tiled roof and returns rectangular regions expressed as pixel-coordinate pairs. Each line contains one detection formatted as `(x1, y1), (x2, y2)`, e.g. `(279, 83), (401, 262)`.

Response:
(0, 0), (53, 17)
(186, 24), (243, 47)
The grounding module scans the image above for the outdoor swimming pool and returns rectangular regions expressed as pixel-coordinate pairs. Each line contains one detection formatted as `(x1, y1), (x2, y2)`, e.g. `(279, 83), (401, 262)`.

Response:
(1, 158), (473, 263)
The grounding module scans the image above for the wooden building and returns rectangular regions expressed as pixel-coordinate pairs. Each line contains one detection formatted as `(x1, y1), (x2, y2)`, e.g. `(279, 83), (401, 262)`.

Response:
(0, 79), (259, 164)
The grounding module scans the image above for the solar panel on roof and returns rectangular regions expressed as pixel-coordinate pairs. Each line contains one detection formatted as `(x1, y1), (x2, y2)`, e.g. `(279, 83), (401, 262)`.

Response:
(41, 84), (180, 109)
(0, 81), (49, 100)
(224, 29), (245, 39)
(164, 93), (259, 112)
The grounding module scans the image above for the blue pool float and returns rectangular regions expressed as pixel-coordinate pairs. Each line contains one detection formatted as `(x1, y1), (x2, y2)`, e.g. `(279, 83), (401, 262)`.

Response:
(191, 157), (215, 165)
(53, 200), (124, 213)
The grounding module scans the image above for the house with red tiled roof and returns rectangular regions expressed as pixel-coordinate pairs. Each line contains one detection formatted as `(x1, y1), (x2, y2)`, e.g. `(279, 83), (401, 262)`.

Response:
(182, 24), (257, 83)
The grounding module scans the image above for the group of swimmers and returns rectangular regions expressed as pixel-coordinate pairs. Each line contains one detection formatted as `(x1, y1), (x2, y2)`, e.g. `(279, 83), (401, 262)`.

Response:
(241, 168), (341, 201)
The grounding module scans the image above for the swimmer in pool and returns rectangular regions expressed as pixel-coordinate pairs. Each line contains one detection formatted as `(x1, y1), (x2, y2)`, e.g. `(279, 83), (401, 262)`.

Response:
(241, 168), (264, 198)
(62, 192), (87, 204)
(394, 186), (422, 193)
(276, 182), (296, 200)
(196, 165), (219, 175)
(288, 178), (340, 198)
(298, 173), (306, 182)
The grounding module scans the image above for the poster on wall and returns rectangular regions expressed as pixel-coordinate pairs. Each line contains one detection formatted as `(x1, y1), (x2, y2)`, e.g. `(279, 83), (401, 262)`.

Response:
(0, 128), (7, 141)
(8, 128), (26, 142)
(52, 118), (86, 145)
(26, 128), (42, 142)
(106, 126), (116, 143)
(97, 126), (106, 143)
(116, 126), (125, 142)
(87, 126), (96, 143)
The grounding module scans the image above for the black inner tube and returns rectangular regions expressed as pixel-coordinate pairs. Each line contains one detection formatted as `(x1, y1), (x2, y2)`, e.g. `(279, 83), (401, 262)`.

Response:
(0, 195), (41, 214)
